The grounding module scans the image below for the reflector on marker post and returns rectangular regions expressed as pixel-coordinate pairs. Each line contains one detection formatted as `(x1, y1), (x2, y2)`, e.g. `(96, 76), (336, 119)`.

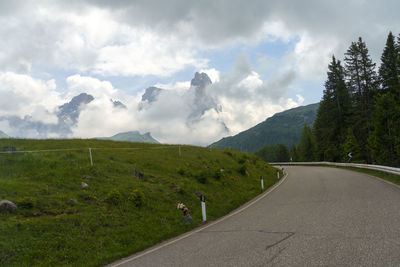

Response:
(260, 175), (264, 190)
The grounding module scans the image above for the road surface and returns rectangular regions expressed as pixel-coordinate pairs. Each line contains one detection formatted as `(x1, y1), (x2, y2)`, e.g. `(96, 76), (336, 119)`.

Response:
(110, 166), (400, 266)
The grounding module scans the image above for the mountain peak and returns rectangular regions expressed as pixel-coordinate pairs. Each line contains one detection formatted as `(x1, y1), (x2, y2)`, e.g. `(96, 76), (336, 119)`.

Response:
(58, 93), (94, 124)
(97, 131), (159, 144)
(142, 86), (163, 103)
(111, 99), (127, 109)
(190, 72), (212, 89)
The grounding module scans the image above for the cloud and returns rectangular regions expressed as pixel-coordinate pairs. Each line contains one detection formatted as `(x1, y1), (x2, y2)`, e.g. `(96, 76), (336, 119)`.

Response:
(208, 55), (301, 134)
(81, 0), (399, 80)
(0, 3), (207, 77)
(0, 72), (61, 123)
(0, 59), (302, 145)
(70, 55), (302, 145)
(1, 0), (398, 81)
(66, 74), (117, 99)
(0, 0), (398, 144)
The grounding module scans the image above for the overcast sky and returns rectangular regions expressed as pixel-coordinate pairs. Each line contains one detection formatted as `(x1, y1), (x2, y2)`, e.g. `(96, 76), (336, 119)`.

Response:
(0, 0), (399, 145)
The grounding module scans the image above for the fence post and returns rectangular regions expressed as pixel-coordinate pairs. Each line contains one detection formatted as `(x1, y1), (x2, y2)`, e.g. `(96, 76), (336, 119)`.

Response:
(89, 148), (93, 166)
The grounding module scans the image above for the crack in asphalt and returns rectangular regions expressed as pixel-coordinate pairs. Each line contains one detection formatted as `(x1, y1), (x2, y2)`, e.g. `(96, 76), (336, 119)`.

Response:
(263, 231), (295, 250)
(199, 229), (295, 250)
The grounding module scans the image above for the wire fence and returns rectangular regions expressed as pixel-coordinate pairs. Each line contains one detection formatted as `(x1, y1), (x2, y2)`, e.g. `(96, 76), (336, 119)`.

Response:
(0, 145), (187, 168)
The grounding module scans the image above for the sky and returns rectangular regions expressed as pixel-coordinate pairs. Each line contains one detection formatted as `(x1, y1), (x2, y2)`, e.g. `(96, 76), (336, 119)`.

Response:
(0, 0), (399, 145)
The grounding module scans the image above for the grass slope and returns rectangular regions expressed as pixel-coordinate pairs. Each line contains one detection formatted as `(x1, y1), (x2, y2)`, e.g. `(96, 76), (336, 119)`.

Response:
(0, 139), (278, 266)
(210, 103), (319, 152)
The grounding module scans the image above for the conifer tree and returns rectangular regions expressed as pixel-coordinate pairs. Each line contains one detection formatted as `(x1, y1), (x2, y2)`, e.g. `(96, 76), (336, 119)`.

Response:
(344, 37), (378, 162)
(314, 56), (350, 161)
(368, 93), (400, 166)
(379, 32), (400, 94)
(290, 145), (299, 162)
(275, 144), (290, 162)
(343, 128), (362, 162)
(255, 146), (276, 162)
(298, 124), (315, 162)
(369, 32), (400, 166)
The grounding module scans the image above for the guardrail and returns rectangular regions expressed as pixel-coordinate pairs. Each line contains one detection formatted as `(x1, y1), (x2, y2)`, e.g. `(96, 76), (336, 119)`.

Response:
(270, 162), (400, 176)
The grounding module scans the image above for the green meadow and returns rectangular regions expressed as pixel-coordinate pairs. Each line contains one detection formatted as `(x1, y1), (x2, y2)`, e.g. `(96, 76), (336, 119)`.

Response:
(0, 139), (279, 266)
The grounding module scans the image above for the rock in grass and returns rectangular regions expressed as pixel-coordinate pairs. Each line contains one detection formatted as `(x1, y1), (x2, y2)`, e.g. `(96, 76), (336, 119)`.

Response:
(0, 200), (17, 212)
(182, 214), (193, 223)
(81, 182), (89, 189)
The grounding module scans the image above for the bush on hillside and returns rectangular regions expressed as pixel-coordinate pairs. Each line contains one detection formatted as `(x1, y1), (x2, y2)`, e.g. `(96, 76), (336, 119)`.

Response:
(105, 189), (123, 205)
(238, 164), (247, 175)
(194, 171), (208, 184)
(17, 197), (35, 209)
(128, 189), (145, 207)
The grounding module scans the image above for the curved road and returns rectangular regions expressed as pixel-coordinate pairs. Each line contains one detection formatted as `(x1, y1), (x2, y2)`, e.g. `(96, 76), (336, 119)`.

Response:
(110, 166), (400, 266)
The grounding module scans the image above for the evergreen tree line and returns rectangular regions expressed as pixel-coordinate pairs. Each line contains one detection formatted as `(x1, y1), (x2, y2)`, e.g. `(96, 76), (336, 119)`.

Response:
(255, 125), (315, 163)
(303, 32), (400, 166)
(256, 32), (400, 166)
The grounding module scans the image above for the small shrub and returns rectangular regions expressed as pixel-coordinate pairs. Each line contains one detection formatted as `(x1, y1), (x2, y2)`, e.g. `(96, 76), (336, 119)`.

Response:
(78, 192), (97, 201)
(237, 155), (249, 164)
(177, 167), (185, 176)
(177, 187), (185, 195)
(105, 189), (123, 205)
(213, 170), (222, 180)
(18, 197), (35, 209)
(238, 165), (247, 175)
(128, 189), (145, 207)
(223, 149), (233, 157)
(237, 158), (246, 164)
(195, 171), (208, 184)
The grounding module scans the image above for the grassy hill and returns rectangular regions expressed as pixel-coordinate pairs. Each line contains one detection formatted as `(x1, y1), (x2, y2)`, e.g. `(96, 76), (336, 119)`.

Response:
(0, 139), (279, 266)
(210, 103), (319, 152)
(96, 131), (159, 143)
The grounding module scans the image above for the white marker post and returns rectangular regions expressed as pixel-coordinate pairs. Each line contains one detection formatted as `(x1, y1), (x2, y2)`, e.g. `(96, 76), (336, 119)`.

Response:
(260, 176), (264, 190)
(277, 170), (280, 179)
(89, 148), (93, 166)
(201, 194), (206, 222)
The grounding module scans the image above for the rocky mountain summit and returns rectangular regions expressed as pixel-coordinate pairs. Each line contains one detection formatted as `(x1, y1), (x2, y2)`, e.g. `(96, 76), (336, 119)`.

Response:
(96, 131), (159, 143)
(58, 93), (94, 124)
(190, 72), (212, 90)
(141, 86), (164, 103)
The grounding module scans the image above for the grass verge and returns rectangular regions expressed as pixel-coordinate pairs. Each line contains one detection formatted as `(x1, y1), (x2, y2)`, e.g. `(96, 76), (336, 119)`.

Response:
(0, 139), (277, 266)
(331, 166), (400, 186)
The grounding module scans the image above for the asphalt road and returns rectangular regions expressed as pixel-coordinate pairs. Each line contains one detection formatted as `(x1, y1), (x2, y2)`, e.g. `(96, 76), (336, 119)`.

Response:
(110, 166), (400, 266)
